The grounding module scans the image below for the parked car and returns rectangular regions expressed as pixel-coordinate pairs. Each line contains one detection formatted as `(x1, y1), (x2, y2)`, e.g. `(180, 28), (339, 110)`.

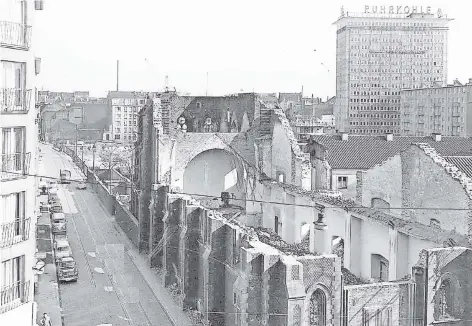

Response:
(51, 213), (67, 235)
(54, 239), (72, 260)
(77, 182), (87, 190)
(50, 202), (63, 213)
(57, 256), (78, 282)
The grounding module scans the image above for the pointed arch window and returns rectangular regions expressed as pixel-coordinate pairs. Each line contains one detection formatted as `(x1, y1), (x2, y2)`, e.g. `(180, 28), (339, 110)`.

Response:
(310, 289), (327, 326)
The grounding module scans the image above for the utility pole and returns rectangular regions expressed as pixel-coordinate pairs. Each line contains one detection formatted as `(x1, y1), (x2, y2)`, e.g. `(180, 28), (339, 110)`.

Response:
(75, 125), (78, 157)
(109, 153), (112, 193)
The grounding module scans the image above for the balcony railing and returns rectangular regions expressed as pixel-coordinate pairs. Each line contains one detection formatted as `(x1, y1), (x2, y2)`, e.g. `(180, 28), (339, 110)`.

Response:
(0, 152), (31, 180)
(0, 281), (30, 314)
(1, 88), (32, 113)
(0, 218), (31, 248)
(0, 21), (32, 50)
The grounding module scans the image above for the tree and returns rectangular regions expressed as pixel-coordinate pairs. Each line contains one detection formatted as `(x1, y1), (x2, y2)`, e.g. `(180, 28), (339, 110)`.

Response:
(97, 145), (133, 175)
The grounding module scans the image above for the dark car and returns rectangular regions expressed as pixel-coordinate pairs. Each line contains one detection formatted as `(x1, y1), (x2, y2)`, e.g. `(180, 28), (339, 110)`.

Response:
(57, 256), (78, 282)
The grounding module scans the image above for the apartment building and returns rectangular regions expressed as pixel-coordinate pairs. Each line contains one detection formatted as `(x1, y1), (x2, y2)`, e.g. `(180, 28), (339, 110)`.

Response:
(107, 91), (146, 143)
(334, 6), (451, 135)
(0, 0), (43, 324)
(401, 79), (472, 136)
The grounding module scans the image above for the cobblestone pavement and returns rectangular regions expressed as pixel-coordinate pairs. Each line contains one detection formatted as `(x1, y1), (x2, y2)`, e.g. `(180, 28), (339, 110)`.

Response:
(40, 145), (176, 326)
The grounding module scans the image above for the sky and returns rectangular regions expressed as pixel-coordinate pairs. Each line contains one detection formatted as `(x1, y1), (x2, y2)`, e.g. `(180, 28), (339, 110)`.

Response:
(34, 0), (471, 98)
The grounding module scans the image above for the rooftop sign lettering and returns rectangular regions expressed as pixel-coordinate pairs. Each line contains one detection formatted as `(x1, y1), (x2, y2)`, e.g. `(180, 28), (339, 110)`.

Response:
(363, 5), (443, 17)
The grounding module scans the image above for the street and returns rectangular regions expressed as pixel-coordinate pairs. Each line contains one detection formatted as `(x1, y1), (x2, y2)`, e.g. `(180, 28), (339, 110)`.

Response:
(38, 144), (175, 326)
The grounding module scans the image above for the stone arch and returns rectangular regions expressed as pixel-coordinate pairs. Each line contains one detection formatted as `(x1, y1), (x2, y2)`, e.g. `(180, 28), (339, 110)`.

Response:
(303, 283), (331, 326)
(182, 148), (245, 198)
(434, 272), (464, 321)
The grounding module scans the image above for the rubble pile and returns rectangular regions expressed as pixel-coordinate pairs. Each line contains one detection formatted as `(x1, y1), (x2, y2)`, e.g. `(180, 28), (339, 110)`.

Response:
(252, 227), (314, 256)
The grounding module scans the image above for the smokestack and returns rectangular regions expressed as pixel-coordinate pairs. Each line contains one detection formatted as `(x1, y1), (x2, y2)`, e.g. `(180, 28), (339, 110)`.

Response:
(116, 60), (119, 91)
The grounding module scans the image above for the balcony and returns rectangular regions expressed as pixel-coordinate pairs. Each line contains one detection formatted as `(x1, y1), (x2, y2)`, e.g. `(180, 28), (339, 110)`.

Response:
(0, 281), (31, 314)
(0, 218), (31, 248)
(0, 88), (32, 113)
(0, 21), (32, 50)
(0, 152), (31, 181)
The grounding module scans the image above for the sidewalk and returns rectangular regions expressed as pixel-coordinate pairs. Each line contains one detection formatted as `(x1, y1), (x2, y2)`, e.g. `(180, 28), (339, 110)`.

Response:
(35, 206), (63, 325)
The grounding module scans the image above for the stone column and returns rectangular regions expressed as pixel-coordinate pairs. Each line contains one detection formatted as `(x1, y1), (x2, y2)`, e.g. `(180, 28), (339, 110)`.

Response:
(344, 211), (352, 270)
(388, 223), (398, 281)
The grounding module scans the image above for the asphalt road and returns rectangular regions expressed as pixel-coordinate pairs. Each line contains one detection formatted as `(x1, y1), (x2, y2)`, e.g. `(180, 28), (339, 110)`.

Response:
(38, 144), (174, 326)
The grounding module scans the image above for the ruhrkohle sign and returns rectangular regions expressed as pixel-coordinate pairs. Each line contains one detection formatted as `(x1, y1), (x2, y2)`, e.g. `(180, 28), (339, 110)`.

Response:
(364, 5), (442, 17)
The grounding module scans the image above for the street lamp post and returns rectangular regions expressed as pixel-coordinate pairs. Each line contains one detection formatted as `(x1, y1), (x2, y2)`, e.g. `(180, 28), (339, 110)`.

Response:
(92, 144), (96, 171)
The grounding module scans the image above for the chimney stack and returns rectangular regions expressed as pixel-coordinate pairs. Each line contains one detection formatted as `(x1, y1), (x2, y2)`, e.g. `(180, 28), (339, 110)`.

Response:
(341, 132), (349, 141)
(386, 133), (393, 141)
(432, 132), (442, 142)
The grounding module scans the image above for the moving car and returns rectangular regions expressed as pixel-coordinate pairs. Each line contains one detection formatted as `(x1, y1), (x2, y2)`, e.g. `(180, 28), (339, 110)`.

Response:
(54, 239), (72, 260)
(51, 213), (67, 235)
(77, 181), (87, 190)
(57, 256), (78, 282)
(60, 169), (71, 184)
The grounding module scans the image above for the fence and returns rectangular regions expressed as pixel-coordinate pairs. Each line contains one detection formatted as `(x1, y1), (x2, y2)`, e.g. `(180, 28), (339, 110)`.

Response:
(61, 145), (139, 248)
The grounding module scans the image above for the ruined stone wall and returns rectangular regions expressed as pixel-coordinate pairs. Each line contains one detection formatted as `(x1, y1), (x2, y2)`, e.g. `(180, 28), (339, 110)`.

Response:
(356, 155), (402, 217)
(401, 146), (470, 234)
(345, 281), (416, 326)
(159, 192), (342, 326)
(425, 248), (472, 325)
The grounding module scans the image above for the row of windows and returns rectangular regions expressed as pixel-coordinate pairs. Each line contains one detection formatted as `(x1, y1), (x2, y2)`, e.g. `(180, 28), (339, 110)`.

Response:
(346, 21), (445, 28)
(351, 98), (400, 103)
(349, 52), (444, 59)
(353, 90), (400, 95)
(350, 106), (401, 111)
(350, 36), (444, 42)
(351, 113), (400, 119)
(350, 128), (399, 135)
(351, 121), (400, 126)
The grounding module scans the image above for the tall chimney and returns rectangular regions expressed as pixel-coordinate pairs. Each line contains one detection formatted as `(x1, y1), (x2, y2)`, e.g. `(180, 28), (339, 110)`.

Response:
(116, 60), (119, 91)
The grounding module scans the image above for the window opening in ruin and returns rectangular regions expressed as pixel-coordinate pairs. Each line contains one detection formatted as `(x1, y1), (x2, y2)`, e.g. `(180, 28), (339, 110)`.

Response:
(310, 289), (327, 326)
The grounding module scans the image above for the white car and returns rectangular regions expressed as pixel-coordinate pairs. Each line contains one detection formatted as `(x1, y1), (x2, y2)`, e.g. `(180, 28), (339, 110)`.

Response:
(77, 182), (87, 190)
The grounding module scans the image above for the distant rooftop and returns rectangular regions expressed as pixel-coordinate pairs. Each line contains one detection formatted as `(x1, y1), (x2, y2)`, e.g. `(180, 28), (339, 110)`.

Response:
(307, 134), (472, 169)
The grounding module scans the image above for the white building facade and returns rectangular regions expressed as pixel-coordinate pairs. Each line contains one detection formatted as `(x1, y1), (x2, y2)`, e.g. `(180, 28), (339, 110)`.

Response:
(108, 91), (146, 143)
(334, 6), (451, 135)
(0, 0), (42, 324)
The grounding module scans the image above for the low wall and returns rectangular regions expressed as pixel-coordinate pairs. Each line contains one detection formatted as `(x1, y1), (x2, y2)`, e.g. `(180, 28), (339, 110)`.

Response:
(61, 145), (139, 248)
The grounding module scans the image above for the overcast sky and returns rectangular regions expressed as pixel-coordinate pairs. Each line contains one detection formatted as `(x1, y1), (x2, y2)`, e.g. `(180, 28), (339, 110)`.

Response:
(34, 0), (470, 98)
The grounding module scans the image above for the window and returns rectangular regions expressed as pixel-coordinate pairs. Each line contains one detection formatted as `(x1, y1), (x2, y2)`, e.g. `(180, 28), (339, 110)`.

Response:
(276, 171), (285, 183)
(1, 256), (26, 308)
(274, 216), (282, 235)
(114, 134), (120, 140)
(2, 127), (26, 173)
(436, 279), (455, 320)
(310, 289), (327, 326)
(0, 192), (27, 247)
(1, 61), (27, 109)
(371, 254), (389, 282)
(337, 176), (348, 189)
